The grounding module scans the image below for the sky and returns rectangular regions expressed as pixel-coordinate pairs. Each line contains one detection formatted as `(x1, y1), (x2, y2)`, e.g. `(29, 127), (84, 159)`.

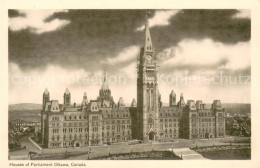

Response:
(8, 9), (251, 105)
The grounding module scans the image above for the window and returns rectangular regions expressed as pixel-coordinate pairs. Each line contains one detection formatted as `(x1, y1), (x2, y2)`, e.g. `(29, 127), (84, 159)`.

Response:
(218, 113), (223, 117)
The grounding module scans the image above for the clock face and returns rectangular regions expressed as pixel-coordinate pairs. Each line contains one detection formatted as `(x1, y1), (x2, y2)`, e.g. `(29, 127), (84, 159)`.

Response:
(146, 55), (152, 63)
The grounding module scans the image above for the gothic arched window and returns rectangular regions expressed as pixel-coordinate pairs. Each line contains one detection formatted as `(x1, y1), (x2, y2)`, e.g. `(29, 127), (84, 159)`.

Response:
(148, 116), (154, 127)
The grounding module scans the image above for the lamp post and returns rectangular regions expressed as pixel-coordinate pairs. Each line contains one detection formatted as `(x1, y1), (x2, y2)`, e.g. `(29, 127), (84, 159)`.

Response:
(88, 147), (91, 160)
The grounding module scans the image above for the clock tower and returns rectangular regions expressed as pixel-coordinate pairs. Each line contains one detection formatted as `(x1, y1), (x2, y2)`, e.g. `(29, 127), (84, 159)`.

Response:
(137, 15), (159, 142)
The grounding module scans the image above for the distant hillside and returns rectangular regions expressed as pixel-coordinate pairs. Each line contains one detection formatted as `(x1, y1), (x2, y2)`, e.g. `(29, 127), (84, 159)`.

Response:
(222, 103), (251, 115)
(8, 102), (250, 122)
(9, 103), (42, 122)
(9, 103), (42, 111)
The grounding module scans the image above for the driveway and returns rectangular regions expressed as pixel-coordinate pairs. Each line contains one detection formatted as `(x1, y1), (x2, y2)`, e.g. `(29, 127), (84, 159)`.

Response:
(9, 135), (41, 160)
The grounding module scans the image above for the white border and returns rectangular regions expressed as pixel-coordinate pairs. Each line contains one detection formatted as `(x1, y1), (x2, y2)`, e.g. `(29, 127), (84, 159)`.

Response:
(1, 0), (259, 167)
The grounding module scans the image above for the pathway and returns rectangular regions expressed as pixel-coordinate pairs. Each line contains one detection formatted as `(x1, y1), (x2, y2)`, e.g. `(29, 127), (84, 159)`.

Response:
(9, 135), (41, 160)
(171, 148), (207, 160)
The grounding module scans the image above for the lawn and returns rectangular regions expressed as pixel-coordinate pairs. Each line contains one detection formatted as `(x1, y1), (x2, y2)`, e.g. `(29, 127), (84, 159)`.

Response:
(201, 148), (251, 160)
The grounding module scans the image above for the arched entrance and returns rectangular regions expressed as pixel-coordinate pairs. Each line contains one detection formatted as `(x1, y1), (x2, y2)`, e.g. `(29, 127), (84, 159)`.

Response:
(149, 131), (155, 141)
(76, 143), (80, 147)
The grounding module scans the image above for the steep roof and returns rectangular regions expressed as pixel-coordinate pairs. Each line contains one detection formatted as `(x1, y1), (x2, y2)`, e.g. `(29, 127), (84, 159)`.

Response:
(118, 97), (125, 106)
(101, 74), (109, 90)
(65, 88), (70, 94)
(170, 90), (176, 95)
(131, 99), (137, 107)
(44, 88), (49, 94)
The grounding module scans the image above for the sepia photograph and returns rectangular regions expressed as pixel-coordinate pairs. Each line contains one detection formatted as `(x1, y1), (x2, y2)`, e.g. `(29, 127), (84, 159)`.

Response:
(7, 9), (252, 162)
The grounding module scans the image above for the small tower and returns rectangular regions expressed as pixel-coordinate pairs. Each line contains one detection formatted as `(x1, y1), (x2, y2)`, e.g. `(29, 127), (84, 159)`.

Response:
(118, 97), (125, 107)
(82, 92), (88, 106)
(64, 88), (71, 106)
(131, 99), (137, 107)
(169, 90), (176, 106)
(136, 12), (159, 142)
(42, 88), (50, 110)
(178, 93), (185, 108)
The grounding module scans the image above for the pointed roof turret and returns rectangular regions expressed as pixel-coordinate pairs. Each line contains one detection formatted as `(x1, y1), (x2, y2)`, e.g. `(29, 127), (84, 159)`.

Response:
(82, 92), (88, 106)
(178, 93), (185, 108)
(44, 88), (49, 94)
(131, 99), (137, 107)
(170, 90), (176, 95)
(101, 72), (109, 90)
(83, 92), (87, 99)
(144, 12), (153, 52)
(65, 88), (70, 94)
(118, 97), (125, 107)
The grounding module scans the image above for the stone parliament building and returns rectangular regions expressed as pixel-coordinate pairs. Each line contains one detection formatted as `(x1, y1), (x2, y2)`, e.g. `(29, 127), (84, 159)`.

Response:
(41, 19), (225, 148)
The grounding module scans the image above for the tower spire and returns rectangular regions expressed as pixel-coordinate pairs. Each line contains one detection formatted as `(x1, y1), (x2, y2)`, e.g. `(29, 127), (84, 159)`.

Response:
(101, 71), (109, 90)
(144, 11), (153, 51)
(104, 70), (107, 82)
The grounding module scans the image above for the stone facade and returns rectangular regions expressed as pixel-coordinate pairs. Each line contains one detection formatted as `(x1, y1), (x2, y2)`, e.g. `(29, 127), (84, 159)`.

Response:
(41, 18), (225, 148)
